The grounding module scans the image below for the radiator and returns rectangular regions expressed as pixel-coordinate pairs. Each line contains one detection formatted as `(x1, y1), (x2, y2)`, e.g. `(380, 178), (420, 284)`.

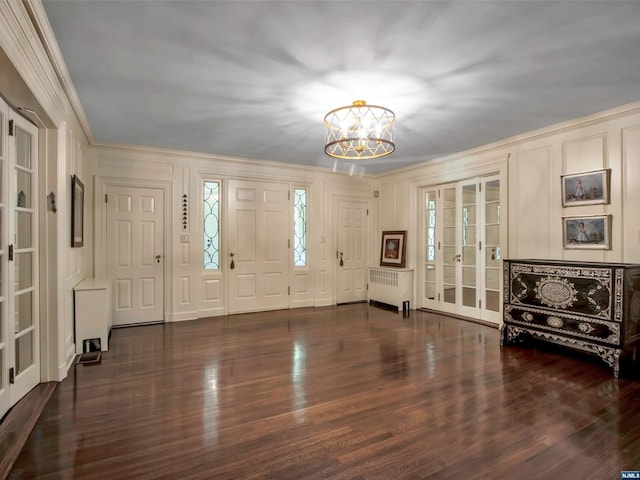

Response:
(368, 268), (413, 310)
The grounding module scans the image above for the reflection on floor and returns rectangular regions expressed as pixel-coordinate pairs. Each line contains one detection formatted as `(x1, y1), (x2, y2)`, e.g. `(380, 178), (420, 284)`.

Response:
(8, 304), (640, 479)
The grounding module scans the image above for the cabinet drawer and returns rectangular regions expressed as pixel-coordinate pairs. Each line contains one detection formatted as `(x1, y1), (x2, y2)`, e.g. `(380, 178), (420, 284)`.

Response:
(504, 305), (620, 346)
(507, 263), (616, 321)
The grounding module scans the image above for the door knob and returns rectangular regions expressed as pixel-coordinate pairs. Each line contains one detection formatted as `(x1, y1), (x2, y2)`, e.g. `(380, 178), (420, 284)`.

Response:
(230, 252), (235, 270)
(155, 254), (162, 263)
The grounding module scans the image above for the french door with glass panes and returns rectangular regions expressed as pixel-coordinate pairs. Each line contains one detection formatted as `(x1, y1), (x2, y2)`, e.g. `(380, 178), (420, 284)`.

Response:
(420, 175), (503, 324)
(0, 104), (39, 419)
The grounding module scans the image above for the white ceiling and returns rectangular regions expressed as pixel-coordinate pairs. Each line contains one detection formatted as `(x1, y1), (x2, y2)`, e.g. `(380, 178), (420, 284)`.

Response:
(41, 1), (640, 174)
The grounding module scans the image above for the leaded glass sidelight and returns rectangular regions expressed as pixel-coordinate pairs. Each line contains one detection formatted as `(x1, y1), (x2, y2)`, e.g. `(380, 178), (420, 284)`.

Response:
(203, 181), (220, 270)
(293, 188), (307, 266)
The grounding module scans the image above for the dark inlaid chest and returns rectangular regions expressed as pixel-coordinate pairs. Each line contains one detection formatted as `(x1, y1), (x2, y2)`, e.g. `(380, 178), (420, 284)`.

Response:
(501, 259), (640, 377)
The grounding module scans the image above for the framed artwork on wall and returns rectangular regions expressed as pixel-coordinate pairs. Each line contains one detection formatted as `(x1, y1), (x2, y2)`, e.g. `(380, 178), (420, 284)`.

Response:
(561, 168), (610, 207)
(71, 174), (84, 247)
(562, 214), (611, 250)
(379, 230), (407, 268)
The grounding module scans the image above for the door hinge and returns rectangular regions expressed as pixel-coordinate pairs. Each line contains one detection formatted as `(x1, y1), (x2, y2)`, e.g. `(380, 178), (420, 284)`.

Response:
(479, 241), (482, 251)
(8, 119), (14, 136)
(105, 193), (108, 203)
(438, 293), (441, 301)
(288, 190), (291, 200)
(288, 239), (290, 248)
(479, 299), (482, 309)
(288, 286), (290, 296)
(366, 283), (369, 291)
(9, 367), (14, 384)
(366, 209), (369, 215)
(479, 183), (482, 193)
(438, 241), (441, 250)
(8, 244), (13, 261)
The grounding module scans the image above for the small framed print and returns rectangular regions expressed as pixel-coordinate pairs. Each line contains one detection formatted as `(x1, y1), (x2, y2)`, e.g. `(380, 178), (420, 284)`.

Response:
(380, 230), (407, 268)
(562, 214), (611, 250)
(561, 169), (610, 207)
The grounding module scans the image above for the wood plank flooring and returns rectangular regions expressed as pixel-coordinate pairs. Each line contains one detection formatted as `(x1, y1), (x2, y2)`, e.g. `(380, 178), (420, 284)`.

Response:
(8, 304), (640, 479)
(0, 382), (56, 479)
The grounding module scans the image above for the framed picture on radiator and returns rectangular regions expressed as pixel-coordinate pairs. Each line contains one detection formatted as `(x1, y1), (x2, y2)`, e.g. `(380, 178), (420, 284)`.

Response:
(380, 230), (407, 268)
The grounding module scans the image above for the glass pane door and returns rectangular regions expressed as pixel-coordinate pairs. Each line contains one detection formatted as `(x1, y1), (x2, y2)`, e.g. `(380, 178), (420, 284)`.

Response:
(418, 175), (504, 323)
(483, 178), (501, 314)
(461, 183), (477, 308)
(8, 114), (39, 405)
(442, 186), (457, 304)
(423, 189), (437, 302)
(0, 103), (7, 418)
(15, 124), (35, 373)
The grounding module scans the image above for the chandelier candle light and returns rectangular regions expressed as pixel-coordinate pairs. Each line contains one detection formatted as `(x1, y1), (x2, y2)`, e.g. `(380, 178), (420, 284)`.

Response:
(324, 100), (396, 160)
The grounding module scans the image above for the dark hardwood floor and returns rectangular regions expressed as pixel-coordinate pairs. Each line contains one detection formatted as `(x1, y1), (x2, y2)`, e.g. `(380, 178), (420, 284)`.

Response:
(7, 304), (640, 479)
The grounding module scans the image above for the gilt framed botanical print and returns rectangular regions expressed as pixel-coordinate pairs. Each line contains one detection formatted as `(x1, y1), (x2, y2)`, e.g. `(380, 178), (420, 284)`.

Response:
(379, 230), (407, 268)
(561, 169), (610, 207)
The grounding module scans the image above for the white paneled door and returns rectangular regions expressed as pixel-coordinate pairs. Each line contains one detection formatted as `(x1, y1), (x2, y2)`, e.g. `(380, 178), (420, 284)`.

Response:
(227, 179), (290, 314)
(106, 186), (164, 326)
(0, 105), (40, 419)
(336, 200), (368, 304)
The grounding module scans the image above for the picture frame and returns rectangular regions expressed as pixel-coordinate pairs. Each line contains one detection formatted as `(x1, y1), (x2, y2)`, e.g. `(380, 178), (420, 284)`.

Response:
(562, 214), (611, 250)
(380, 230), (407, 268)
(71, 174), (84, 247)
(561, 168), (610, 207)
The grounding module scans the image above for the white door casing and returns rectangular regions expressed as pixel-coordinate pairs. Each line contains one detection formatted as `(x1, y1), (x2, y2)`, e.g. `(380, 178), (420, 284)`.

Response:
(106, 186), (164, 326)
(336, 199), (368, 304)
(227, 179), (289, 314)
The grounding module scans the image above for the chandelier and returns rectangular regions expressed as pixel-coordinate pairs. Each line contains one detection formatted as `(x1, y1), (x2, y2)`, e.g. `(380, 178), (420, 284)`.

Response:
(324, 100), (395, 160)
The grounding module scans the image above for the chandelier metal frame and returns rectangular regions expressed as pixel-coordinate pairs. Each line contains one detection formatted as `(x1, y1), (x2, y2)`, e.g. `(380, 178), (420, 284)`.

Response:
(324, 100), (396, 160)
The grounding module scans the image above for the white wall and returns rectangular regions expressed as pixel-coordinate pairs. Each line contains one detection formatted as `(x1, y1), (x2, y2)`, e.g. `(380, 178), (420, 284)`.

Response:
(1, 1), (93, 380)
(92, 103), (640, 322)
(374, 103), (640, 287)
(5, 0), (640, 382)
(92, 144), (373, 321)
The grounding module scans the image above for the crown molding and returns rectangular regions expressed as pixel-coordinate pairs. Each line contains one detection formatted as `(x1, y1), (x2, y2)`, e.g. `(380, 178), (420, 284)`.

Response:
(0, 0), (90, 141)
(373, 100), (640, 179)
(91, 140), (361, 179)
(24, 0), (94, 142)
